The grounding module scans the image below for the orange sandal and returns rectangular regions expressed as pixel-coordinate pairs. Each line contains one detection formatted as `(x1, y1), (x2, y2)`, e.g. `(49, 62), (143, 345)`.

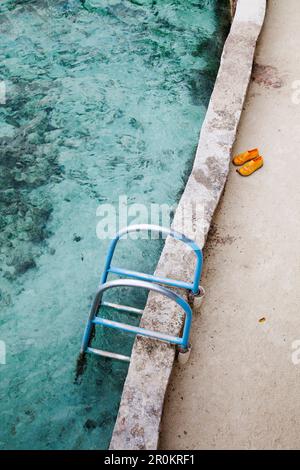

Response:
(232, 148), (259, 166)
(237, 156), (264, 177)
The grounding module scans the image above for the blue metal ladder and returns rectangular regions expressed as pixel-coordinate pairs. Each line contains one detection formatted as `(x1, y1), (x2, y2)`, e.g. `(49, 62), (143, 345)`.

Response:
(80, 224), (204, 363)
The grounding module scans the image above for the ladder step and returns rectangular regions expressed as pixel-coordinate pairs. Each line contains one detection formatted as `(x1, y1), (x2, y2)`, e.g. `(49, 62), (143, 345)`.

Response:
(102, 301), (143, 315)
(87, 347), (130, 363)
(108, 266), (193, 291)
(92, 317), (182, 346)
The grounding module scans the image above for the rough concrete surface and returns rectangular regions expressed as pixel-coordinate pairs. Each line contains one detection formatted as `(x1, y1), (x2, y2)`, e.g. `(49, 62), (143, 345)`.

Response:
(160, 0), (300, 450)
(110, 0), (266, 450)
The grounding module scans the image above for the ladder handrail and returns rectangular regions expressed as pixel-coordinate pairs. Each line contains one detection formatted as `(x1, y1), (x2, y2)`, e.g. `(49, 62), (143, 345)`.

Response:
(100, 224), (203, 295)
(80, 278), (193, 354)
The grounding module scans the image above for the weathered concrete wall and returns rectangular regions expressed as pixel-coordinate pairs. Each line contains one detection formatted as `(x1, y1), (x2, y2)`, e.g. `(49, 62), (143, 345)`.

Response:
(110, 0), (266, 450)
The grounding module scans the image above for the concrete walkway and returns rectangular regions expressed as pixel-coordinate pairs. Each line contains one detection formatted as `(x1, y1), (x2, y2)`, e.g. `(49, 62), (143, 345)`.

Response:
(160, 0), (300, 450)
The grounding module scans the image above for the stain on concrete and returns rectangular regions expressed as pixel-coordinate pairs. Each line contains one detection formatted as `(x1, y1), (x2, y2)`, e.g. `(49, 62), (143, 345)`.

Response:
(207, 222), (236, 247)
(131, 424), (145, 438)
(194, 157), (227, 192)
(252, 63), (284, 88)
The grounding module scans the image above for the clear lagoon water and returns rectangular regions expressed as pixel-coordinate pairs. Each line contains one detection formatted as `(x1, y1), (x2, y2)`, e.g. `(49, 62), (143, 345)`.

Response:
(0, 0), (230, 449)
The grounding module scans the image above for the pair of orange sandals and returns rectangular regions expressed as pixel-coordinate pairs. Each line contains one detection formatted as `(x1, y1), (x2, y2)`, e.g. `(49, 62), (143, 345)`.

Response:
(232, 148), (263, 176)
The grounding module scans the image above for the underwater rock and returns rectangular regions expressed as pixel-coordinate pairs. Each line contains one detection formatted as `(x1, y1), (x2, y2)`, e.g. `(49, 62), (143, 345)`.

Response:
(84, 418), (97, 430)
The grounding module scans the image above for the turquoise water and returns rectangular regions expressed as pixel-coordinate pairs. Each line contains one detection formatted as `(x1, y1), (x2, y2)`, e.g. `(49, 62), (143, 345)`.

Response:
(0, 0), (230, 449)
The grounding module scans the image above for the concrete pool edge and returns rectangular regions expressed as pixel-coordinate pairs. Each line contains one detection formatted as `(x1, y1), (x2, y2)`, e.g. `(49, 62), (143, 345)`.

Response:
(230, 0), (238, 17)
(109, 0), (267, 450)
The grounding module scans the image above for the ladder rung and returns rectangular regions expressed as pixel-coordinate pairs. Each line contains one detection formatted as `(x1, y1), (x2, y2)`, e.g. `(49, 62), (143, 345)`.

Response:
(92, 317), (182, 346)
(108, 266), (193, 291)
(87, 347), (130, 362)
(102, 301), (143, 315)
